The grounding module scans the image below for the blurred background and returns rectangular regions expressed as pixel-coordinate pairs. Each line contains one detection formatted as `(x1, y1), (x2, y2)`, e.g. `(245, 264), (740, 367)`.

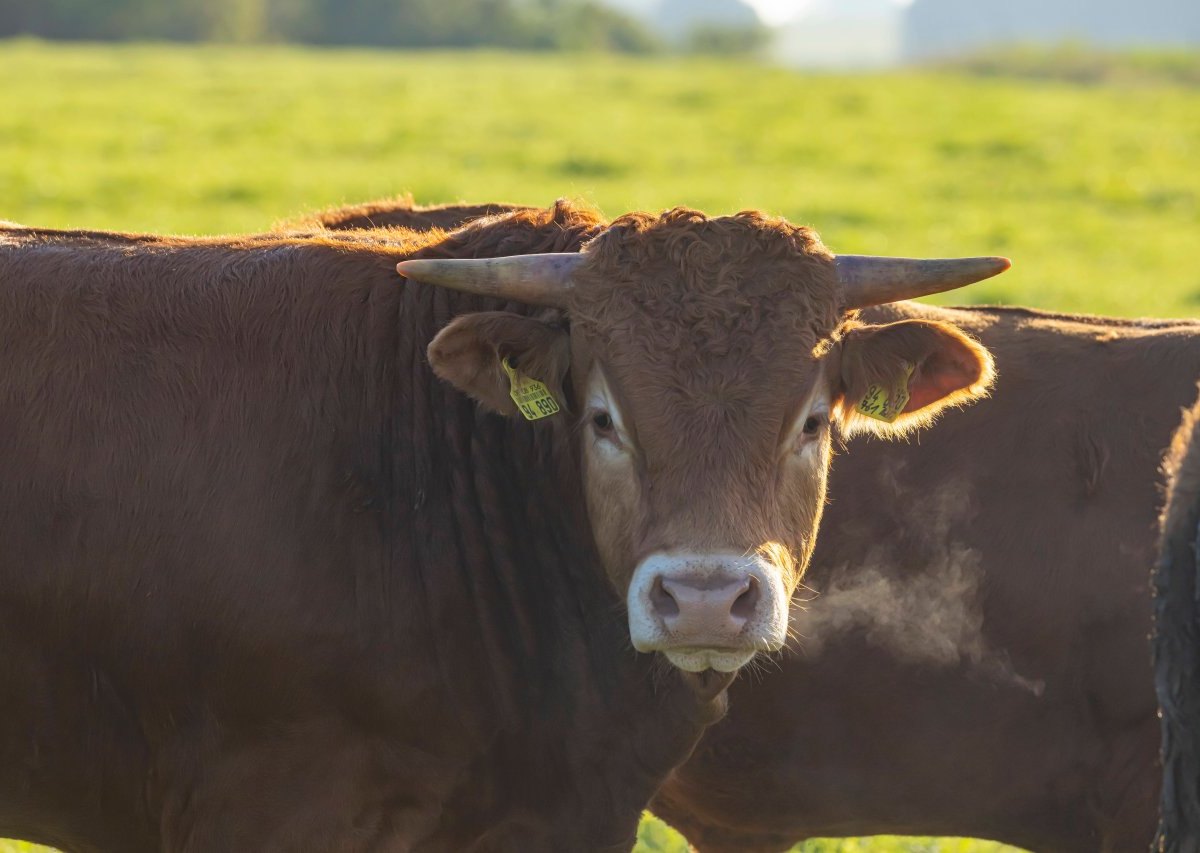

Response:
(3, 0), (1199, 66)
(0, 1), (1197, 851)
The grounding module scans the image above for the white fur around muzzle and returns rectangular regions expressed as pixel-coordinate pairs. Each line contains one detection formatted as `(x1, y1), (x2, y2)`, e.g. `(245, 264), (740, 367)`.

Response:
(627, 550), (789, 673)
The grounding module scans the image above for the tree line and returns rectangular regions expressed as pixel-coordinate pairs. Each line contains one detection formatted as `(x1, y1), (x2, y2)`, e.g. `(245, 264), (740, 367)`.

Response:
(0, 0), (765, 54)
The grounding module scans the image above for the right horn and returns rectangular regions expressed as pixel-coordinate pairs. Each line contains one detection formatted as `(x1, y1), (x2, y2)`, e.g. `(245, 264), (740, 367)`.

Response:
(835, 255), (1011, 309)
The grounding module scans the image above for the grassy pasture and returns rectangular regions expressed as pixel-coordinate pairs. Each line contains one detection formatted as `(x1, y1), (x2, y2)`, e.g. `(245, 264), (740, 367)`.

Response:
(0, 39), (1196, 853)
(2, 41), (1198, 317)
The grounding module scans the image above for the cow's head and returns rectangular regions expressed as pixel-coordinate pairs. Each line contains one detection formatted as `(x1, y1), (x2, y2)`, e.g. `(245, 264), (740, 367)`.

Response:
(401, 208), (1004, 677)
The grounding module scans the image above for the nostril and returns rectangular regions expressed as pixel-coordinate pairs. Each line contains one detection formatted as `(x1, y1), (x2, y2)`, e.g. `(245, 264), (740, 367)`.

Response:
(650, 575), (679, 619)
(730, 575), (760, 621)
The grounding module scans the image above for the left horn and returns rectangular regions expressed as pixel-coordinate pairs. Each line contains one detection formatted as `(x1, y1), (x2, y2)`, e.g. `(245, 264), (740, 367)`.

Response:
(396, 253), (584, 307)
(836, 255), (1011, 309)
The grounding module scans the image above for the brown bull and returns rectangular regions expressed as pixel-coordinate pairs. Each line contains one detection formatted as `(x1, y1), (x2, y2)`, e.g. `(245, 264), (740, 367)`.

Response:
(317, 200), (1200, 851)
(0, 204), (1000, 851)
(1155, 389), (1200, 850)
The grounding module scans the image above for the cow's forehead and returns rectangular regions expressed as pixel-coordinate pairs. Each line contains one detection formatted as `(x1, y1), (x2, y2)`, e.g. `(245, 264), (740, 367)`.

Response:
(568, 208), (843, 359)
(571, 213), (844, 403)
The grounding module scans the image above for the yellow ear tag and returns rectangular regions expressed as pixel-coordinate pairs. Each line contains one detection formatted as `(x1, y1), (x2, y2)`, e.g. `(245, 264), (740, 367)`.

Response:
(501, 357), (561, 421)
(856, 361), (915, 423)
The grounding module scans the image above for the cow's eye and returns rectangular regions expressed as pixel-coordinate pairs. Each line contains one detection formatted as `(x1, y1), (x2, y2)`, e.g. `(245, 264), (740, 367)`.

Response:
(592, 410), (614, 434)
(801, 413), (827, 437)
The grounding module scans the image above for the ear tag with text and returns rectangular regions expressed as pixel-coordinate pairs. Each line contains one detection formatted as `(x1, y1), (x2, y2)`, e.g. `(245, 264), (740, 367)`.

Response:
(856, 361), (915, 423)
(501, 357), (561, 421)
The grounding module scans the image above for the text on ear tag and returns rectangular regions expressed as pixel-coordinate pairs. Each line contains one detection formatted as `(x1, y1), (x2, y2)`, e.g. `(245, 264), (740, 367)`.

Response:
(856, 361), (915, 423)
(501, 357), (561, 421)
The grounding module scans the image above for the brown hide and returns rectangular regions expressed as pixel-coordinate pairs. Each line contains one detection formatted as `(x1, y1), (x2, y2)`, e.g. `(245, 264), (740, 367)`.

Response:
(1154, 388), (1200, 850)
(0, 211), (726, 852)
(654, 303), (1200, 852)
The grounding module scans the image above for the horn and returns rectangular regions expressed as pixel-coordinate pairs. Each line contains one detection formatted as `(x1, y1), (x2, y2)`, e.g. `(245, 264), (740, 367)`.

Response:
(835, 255), (1011, 309)
(396, 253), (584, 307)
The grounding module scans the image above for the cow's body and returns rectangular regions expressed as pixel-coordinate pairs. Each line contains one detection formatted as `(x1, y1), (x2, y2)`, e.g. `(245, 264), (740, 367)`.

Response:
(0, 211), (724, 852)
(1154, 389), (1200, 849)
(654, 302), (1200, 852)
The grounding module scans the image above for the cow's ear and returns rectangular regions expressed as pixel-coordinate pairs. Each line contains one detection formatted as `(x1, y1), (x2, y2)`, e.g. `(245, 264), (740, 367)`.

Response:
(833, 319), (994, 437)
(428, 311), (570, 417)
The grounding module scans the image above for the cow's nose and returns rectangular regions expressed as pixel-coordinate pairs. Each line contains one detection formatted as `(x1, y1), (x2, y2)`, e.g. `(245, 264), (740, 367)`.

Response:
(650, 575), (760, 641)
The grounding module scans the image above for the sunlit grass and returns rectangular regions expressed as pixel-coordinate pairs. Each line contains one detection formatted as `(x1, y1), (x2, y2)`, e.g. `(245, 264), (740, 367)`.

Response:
(1, 40), (1197, 318)
(633, 815), (1027, 852)
(0, 826), (1030, 853)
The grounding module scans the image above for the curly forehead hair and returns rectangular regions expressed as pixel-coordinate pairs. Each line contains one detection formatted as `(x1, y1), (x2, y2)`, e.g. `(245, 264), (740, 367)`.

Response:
(567, 207), (844, 361)
(586, 206), (831, 267)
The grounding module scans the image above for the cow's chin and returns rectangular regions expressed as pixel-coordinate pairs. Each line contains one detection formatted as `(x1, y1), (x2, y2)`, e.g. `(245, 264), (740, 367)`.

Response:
(663, 647), (756, 674)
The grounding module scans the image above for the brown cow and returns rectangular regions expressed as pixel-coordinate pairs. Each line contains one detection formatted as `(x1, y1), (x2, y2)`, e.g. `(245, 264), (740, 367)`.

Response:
(0, 203), (1001, 851)
(1154, 389), (1200, 850)
(317, 201), (1200, 850)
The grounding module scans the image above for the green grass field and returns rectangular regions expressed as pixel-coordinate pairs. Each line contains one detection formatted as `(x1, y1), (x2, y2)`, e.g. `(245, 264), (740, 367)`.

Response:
(2, 40), (1198, 317)
(0, 38), (1194, 853)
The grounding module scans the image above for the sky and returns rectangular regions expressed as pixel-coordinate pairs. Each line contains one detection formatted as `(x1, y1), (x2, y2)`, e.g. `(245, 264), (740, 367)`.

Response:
(744, 0), (913, 26)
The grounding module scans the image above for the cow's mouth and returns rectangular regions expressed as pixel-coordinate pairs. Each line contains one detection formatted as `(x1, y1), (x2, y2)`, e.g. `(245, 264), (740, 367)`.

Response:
(663, 646), (757, 674)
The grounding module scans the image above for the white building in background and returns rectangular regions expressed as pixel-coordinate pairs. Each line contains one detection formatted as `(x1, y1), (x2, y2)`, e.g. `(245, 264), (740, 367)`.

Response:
(770, 0), (902, 69)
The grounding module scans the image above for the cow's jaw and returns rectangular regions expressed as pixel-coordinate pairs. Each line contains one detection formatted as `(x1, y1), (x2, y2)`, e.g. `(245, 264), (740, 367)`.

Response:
(627, 551), (789, 672)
